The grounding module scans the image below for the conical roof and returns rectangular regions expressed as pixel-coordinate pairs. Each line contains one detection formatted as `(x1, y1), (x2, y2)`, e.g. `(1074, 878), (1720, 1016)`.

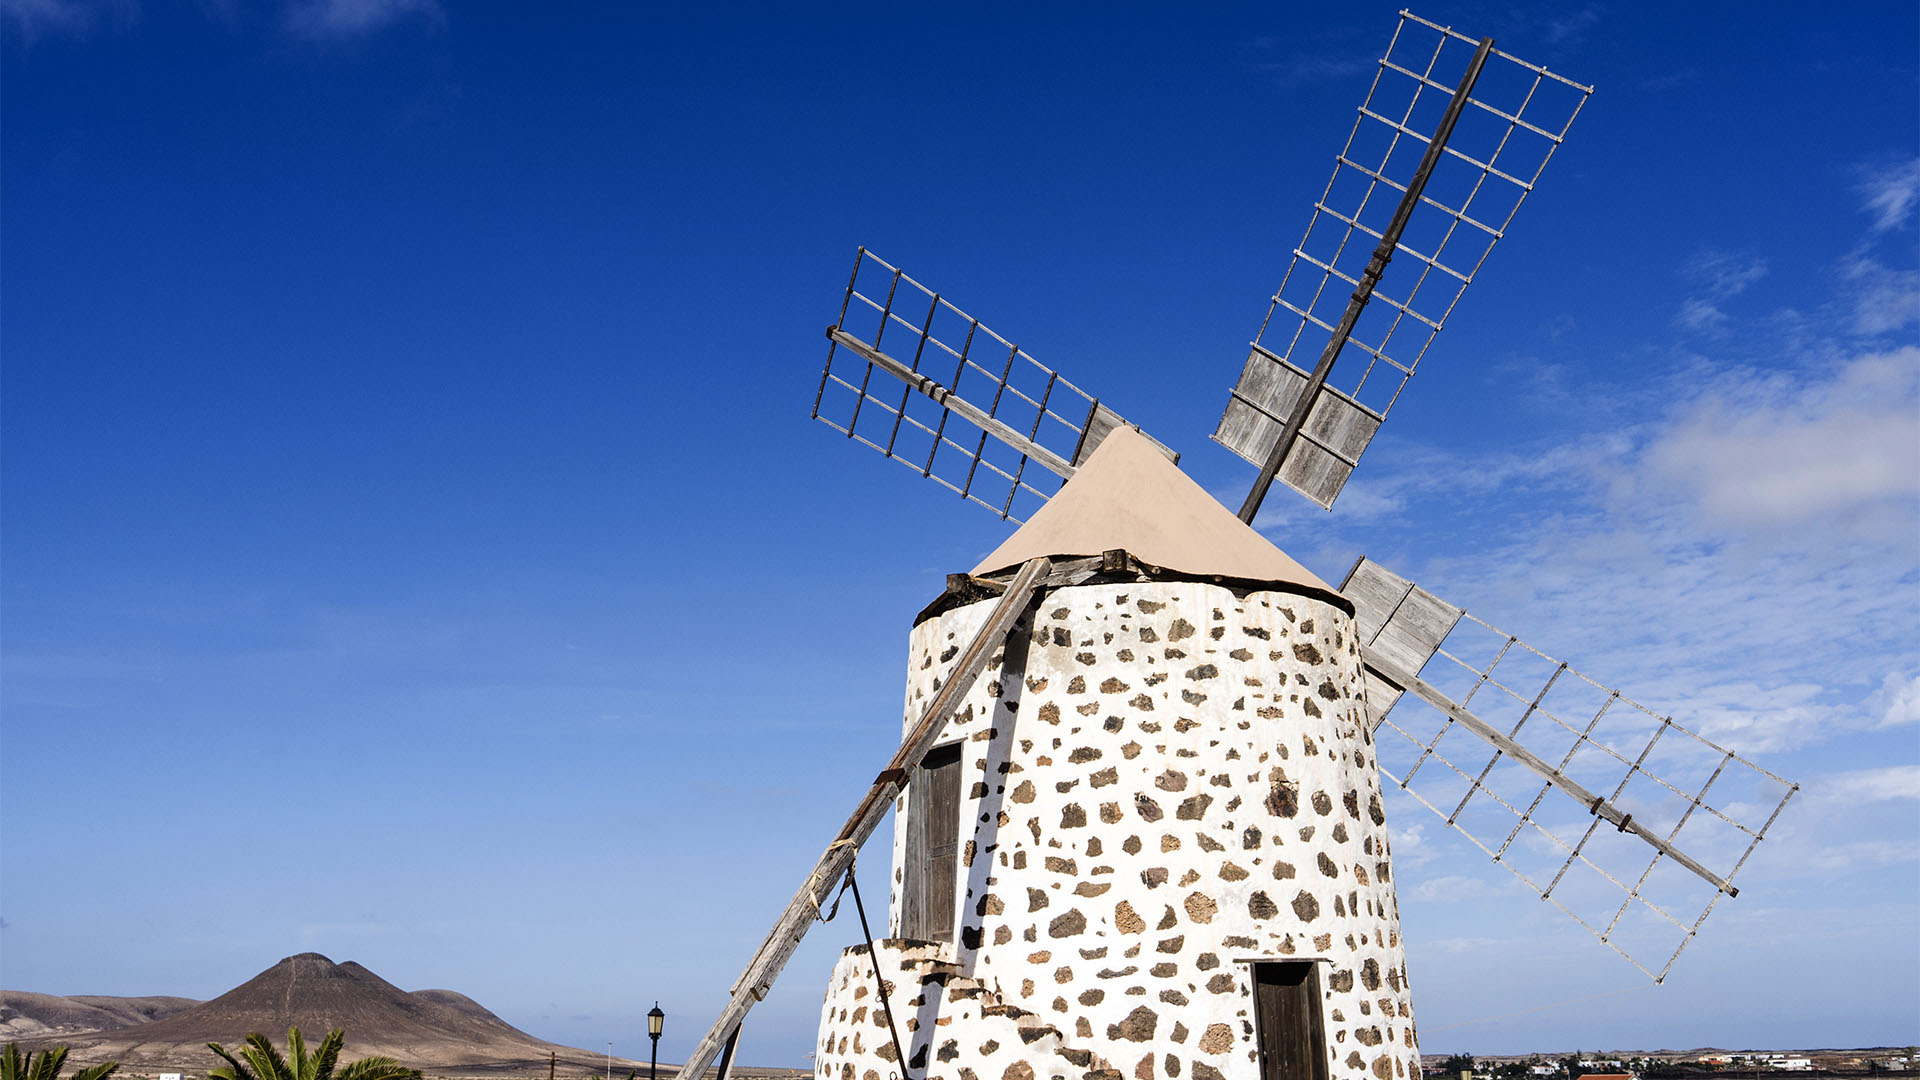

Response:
(970, 426), (1334, 592)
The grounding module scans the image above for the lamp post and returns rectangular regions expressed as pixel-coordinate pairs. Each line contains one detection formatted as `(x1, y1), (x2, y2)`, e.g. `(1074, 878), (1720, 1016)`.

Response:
(647, 1003), (665, 1080)
(604, 1042), (611, 1080)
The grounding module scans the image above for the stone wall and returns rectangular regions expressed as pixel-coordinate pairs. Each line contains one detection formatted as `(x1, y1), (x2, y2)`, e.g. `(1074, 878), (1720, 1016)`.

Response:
(831, 578), (1420, 1079)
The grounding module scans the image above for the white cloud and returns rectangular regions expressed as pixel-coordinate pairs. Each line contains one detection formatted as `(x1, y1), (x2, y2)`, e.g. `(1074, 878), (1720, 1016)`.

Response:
(1858, 158), (1920, 234)
(1754, 766), (1920, 874)
(283, 0), (439, 38)
(1840, 254), (1920, 335)
(1674, 251), (1768, 336)
(1824, 763), (1920, 802)
(1410, 873), (1503, 902)
(1687, 251), (1770, 300)
(1249, 54), (1377, 89)
(1867, 672), (1920, 728)
(1836, 160), (1920, 334)
(1294, 350), (1915, 759)
(1422, 935), (1506, 953)
(1641, 346), (1920, 533)
(1675, 296), (1728, 334)
(1542, 7), (1602, 45)
(1388, 820), (1440, 872)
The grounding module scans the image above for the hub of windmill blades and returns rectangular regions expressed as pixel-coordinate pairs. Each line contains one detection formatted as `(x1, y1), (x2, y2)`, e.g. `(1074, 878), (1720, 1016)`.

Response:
(1217, 12), (1593, 520)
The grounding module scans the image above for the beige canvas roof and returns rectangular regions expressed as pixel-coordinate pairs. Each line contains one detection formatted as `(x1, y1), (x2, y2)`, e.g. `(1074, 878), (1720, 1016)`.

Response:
(970, 426), (1335, 592)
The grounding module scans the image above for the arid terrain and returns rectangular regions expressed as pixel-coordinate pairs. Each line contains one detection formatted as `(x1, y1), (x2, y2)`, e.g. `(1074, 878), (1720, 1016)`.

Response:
(0, 952), (802, 1078)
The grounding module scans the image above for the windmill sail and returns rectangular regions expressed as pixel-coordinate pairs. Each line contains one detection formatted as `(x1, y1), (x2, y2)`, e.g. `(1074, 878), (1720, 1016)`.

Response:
(1342, 556), (1798, 982)
(813, 248), (1177, 523)
(1216, 12), (1592, 513)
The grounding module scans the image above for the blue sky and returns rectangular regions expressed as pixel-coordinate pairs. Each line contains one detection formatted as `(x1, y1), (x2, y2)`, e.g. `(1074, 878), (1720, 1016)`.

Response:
(3, 0), (1915, 1067)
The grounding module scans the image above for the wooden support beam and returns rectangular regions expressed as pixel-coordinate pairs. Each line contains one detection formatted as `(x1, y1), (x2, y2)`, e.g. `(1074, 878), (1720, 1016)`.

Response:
(1360, 646), (1737, 898)
(1238, 36), (1496, 524)
(828, 329), (1077, 479)
(674, 556), (1054, 1079)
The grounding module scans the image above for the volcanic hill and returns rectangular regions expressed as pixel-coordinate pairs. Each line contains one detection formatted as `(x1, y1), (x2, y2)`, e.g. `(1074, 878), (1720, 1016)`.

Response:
(8, 952), (632, 1070)
(0, 992), (199, 1041)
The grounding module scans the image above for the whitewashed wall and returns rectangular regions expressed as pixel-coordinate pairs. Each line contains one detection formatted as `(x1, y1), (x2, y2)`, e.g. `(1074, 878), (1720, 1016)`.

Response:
(821, 579), (1420, 1080)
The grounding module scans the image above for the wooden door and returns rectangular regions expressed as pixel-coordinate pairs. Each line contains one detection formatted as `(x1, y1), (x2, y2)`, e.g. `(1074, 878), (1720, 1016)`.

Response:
(1253, 961), (1330, 1080)
(900, 741), (962, 942)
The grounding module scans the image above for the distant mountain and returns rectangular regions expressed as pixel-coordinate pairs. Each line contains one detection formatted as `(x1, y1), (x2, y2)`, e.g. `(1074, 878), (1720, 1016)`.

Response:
(1, 991), (199, 1041)
(6, 952), (637, 1070)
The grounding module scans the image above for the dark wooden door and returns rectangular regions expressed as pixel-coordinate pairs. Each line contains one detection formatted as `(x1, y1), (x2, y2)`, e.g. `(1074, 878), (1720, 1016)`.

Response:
(901, 741), (962, 942)
(1253, 962), (1329, 1080)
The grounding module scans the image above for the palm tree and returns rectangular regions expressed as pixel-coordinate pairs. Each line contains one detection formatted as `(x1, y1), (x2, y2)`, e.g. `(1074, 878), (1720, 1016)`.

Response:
(1, 1044), (121, 1080)
(206, 1026), (420, 1080)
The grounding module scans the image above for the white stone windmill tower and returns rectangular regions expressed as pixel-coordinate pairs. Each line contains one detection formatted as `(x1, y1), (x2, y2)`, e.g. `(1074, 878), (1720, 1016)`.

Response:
(675, 13), (1798, 1080)
(812, 429), (1420, 1080)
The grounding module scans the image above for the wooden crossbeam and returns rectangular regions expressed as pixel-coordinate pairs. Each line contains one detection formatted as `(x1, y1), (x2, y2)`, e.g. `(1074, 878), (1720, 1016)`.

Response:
(828, 329), (1077, 478)
(1238, 35), (1496, 523)
(673, 556), (1053, 1079)
(1360, 647), (1736, 897)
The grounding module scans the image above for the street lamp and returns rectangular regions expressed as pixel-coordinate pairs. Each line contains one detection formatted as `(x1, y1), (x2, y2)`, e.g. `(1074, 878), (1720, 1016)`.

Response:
(647, 1003), (665, 1080)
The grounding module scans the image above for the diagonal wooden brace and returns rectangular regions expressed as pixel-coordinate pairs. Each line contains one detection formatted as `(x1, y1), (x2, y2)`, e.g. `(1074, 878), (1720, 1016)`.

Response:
(1361, 646), (1737, 898)
(674, 556), (1053, 1079)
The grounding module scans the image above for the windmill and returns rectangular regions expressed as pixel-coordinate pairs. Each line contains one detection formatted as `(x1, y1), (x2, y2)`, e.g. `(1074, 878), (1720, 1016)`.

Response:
(676, 12), (1798, 1080)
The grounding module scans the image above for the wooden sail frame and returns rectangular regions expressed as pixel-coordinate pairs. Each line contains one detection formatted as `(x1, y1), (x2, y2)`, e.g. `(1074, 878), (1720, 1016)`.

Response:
(1218, 11), (1593, 515)
(1344, 556), (1799, 982)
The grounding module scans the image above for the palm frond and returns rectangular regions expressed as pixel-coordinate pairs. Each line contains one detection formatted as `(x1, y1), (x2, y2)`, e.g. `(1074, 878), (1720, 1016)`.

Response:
(332, 1056), (421, 1080)
(207, 1040), (257, 1080)
(1, 1043), (25, 1080)
(72, 1063), (121, 1080)
(309, 1030), (345, 1080)
(287, 1028), (308, 1080)
(241, 1033), (293, 1080)
(27, 1046), (69, 1080)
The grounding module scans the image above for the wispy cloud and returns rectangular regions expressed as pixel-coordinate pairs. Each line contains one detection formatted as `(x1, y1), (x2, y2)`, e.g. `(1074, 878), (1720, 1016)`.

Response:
(2, 0), (441, 42)
(1674, 250), (1768, 336)
(1410, 873), (1504, 903)
(1839, 253), (1920, 336)
(1542, 6), (1603, 46)
(1867, 672), (1920, 728)
(1242, 28), (1378, 91)
(1754, 765), (1920, 874)
(283, 0), (440, 39)
(1388, 820), (1440, 873)
(1248, 52), (1376, 90)
(1857, 158), (1920, 234)
(0, 0), (133, 41)
(1258, 159), (1918, 767)
(1640, 68), (1702, 93)
(1641, 345), (1920, 533)
(1832, 157), (1920, 336)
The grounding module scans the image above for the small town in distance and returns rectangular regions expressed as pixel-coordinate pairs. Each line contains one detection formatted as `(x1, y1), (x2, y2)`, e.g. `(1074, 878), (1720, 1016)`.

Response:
(1417, 1052), (1919, 1080)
